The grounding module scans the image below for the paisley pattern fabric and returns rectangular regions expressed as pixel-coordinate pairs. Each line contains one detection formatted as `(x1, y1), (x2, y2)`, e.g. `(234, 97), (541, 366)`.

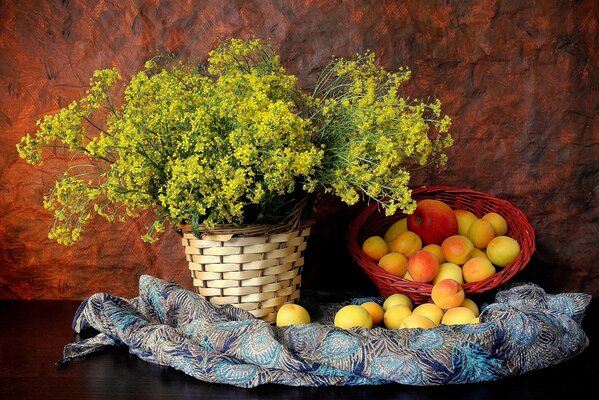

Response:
(60, 275), (590, 388)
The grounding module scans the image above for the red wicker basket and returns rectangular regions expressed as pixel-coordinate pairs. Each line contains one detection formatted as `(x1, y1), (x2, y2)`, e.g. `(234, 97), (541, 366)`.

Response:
(347, 186), (536, 303)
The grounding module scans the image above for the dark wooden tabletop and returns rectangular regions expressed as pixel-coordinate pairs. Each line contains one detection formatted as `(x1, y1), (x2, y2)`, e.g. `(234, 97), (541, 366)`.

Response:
(1, 298), (597, 400)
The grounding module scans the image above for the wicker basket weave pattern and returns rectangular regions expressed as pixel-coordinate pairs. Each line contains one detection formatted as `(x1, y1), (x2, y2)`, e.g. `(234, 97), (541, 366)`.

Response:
(348, 186), (536, 303)
(181, 227), (310, 322)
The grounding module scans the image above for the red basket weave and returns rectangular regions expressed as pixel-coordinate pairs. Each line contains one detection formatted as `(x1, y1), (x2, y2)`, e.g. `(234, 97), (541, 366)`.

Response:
(347, 186), (536, 303)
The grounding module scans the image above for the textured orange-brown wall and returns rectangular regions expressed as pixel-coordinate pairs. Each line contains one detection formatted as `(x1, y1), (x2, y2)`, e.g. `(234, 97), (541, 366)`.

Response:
(0, 0), (597, 299)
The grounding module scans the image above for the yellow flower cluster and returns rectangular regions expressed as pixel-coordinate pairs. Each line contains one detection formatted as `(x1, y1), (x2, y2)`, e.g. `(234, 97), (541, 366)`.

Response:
(17, 39), (452, 245)
(312, 52), (453, 216)
(18, 39), (322, 243)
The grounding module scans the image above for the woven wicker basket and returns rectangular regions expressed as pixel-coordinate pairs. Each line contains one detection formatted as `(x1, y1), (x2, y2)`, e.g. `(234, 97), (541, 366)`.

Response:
(179, 204), (311, 322)
(347, 186), (536, 303)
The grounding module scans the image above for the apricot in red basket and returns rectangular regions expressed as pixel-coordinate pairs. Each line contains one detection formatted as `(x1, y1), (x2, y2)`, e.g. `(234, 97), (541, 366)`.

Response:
(462, 257), (496, 283)
(407, 250), (440, 283)
(389, 231), (422, 257)
(486, 236), (520, 267)
(384, 218), (408, 242)
(482, 212), (508, 236)
(433, 262), (464, 285)
(407, 199), (458, 245)
(469, 248), (488, 260)
(422, 244), (445, 264)
(466, 219), (496, 249)
(454, 209), (478, 236)
(441, 235), (474, 265)
(361, 236), (389, 262)
(378, 252), (408, 277)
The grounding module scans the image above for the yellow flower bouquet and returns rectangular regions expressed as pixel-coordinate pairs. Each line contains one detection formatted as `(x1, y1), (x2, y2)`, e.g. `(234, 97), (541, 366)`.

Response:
(17, 38), (452, 320)
(17, 38), (452, 244)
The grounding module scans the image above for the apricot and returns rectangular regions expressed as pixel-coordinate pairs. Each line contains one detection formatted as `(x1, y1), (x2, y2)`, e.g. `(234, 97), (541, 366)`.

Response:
(403, 271), (414, 281)
(482, 212), (508, 236)
(334, 305), (373, 329)
(460, 298), (480, 317)
(389, 231), (422, 257)
(383, 293), (413, 311)
(378, 252), (408, 277)
(360, 302), (384, 325)
(441, 307), (476, 325)
(469, 247), (489, 260)
(383, 304), (412, 329)
(407, 250), (440, 283)
(454, 209), (478, 236)
(384, 218), (408, 242)
(276, 304), (311, 327)
(431, 279), (465, 310)
(362, 236), (389, 262)
(466, 219), (496, 249)
(422, 244), (445, 264)
(399, 314), (436, 329)
(441, 235), (474, 265)
(433, 262), (464, 285)
(412, 303), (444, 325)
(486, 236), (521, 267)
(462, 257), (496, 283)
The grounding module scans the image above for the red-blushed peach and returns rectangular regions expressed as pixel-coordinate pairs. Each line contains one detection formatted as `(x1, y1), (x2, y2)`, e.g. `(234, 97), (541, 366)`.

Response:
(389, 231), (422, 257)
(422, 244), (445, 264)
(486, 236), (521, 267)
(362, 236), (389, 262)
(454, 209), (478, 236)
(433, 262), (464, 285)
(383, 304), (412, 329)
(460, 298), (480, 317)
(462, 256), (496, 283)
(441, 307), (477, 325)
(383, 293), (413, 311)
(466, 219), (496, 249)
(407, 250), (440, 283)
(399, 314), (436, 329)
(334, 305), (373, 329)
(407, 199), (458, 245)
(441, 235), (474, 265)
(431, 279), (465, 310)
(412, 303), (444, 325)
(360, 302), (384, 325)
(482, 212), (508, 236)
(378, 252), (408, 277)
(384, 218), (408, 242)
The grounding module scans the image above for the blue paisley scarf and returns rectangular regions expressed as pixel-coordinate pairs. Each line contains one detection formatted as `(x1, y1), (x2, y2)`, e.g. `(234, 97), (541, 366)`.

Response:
(59, 275), (590, 387)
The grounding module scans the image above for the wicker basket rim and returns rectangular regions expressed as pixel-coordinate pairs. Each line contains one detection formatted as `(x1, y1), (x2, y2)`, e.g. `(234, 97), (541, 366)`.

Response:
(179, 220), (314, 237)
(177, 197), (313, 238)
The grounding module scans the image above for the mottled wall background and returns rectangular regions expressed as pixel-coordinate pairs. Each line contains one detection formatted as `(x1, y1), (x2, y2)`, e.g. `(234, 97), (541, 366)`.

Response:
(0, 0), (597, 299)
